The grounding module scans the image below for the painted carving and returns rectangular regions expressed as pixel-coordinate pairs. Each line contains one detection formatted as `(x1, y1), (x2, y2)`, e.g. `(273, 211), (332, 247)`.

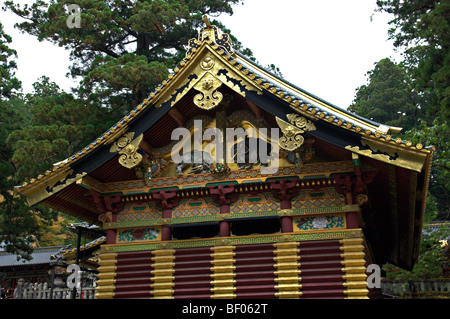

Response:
(186, 15), (234, 58)
(176, 150), (214, 175)
(287, 114), (316, 131)
(117, 227), (160, 243)
(193, 74), (223, 110)
(118, 133), (144, 169)
(210, 163), (231, 176)
(276, 114), (316, 152)
(109, 132), (135, 153)
(312, 217), (329, 229)
(231, 136), (272, 170)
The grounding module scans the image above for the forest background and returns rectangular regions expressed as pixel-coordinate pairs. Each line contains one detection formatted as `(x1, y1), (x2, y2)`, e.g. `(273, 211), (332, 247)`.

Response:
(0, 0), (448, 279)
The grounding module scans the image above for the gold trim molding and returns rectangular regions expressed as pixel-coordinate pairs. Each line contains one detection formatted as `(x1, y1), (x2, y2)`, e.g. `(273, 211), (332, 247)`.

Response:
(276, 114), (316, 151)
(210, 246), (236, 299)
(346, 136), (428, 173)
(193, 72), (223, 110)
(340, 237), (369, 299)
(95, 252), (117, 299)
(117, 133), (144, 169)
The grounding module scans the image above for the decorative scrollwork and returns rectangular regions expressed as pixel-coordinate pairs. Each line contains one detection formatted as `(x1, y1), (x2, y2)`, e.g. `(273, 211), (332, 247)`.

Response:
(287, 114), (316, 131)
(118, 133), (144, 169)
(193, 73), (223, 110)
(109, 132), (135, 153)
(276, 114), (316, 152)
(279, 125), (305, 152)
(186, 15), (234, 58)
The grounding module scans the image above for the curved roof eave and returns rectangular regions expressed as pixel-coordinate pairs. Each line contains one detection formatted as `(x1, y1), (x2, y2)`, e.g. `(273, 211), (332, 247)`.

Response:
(234, 50), (396, 134)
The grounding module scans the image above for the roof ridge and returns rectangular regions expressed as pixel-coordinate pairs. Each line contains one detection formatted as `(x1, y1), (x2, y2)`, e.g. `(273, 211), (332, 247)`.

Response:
(234, 50), (383, 127)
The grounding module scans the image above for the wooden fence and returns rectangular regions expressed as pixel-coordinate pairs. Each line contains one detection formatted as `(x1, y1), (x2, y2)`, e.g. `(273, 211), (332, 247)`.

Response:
(11, 278), (450, 299)
(13, 282), (96, 299)
(382, 279), (450, 298)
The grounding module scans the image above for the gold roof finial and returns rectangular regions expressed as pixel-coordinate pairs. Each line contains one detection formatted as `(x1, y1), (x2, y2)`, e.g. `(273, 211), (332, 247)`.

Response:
(203, 15), (211, 27)
(185, 15), (234, 58)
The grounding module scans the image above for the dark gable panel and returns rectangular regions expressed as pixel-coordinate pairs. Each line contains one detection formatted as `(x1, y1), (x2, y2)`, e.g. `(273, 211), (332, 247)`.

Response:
(245, 90), (364, 152)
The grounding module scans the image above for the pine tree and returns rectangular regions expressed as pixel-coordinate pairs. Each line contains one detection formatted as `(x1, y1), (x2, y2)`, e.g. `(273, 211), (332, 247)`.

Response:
(349, 58), (423, 130)
(7, 76), (106, 182)
(0, 24), (81, 259)
(2, 0), (251, 256)
(5, 0), (248, 120)
(0, 22), (41, 259)
(376, 0), (449, 128)
(374, 0), (450, 220)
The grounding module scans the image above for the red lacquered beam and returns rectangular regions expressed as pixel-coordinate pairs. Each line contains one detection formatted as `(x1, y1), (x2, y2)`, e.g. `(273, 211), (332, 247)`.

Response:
(115, 269), (151, 279)
(116, 251), (153, 259)
(172, 247), (214, 299)
(173, 286), (212, 297)
(173, 273), (212, 282)
(236, 291), (275, 299)
(116, 256), (153, 266)
(301, 289), (345, 299)
(301, 274), (344, 284)
(235, 270), (276, 280)
(114, 290), (151, 299)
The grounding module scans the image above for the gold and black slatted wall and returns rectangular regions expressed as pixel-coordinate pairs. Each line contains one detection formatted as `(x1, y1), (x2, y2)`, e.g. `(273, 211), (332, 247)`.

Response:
(96, 238), (368, 299)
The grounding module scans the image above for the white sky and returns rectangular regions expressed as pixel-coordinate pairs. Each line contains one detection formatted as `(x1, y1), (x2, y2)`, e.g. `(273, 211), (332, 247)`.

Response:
(2, 0), (402, 109)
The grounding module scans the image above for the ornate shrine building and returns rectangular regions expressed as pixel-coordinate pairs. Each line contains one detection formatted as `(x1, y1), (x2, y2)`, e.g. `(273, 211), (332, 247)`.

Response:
(16, 18), (433, 299)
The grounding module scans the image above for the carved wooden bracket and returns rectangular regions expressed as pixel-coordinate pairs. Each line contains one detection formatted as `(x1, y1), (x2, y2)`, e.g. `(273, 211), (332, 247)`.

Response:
(276, 114), (316, 152)
(151, 189), (180, 210)
(90, 189), (124, 213)
(333, 170), (378, 198)
(118, 133), (144, 169)
(208, 183), (238, 207)
(269, 177), (299, 203)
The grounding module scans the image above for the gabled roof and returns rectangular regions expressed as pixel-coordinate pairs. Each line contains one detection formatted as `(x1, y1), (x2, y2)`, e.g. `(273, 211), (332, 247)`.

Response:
(15, 19), (432, 198)
(14, 17), (433, 270)
(0, 246), (62, 267)
(60, 236), (106, 261)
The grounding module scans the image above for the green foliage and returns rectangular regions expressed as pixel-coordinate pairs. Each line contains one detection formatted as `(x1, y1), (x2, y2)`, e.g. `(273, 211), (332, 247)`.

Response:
(7, 76), (106, 182)
(0, 92), (60, 260)
(349, 58), (423, 130)
(404, 119), (450, 220)
(37, 213), (80, 247)
(4, 0), (246, 117)
(266, 63), (283, 78)
(0, 22), (40, 260)
(2, 0), (253, 258)
(0, 22), (21, 99)
(0, 75), (100, 259)
(376, 0), (450, 129)
(383, 224), (450, 279)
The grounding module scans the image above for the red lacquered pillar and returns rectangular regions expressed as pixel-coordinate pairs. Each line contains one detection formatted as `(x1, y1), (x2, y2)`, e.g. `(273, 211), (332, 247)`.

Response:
(209, 183), (237, 237)
(151, 189), (180, 241)
(270, 178), (299, 233)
